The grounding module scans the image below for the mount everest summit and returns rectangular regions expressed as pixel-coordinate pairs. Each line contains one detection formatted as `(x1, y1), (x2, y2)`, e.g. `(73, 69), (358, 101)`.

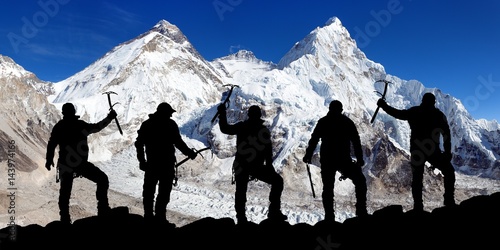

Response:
(1, 17), (499, 227)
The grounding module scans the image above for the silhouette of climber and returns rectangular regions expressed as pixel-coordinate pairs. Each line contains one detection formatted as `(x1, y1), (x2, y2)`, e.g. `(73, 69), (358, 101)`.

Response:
(303, 100), (368, 221)
(134, 102), (197, 227)
(45, 103), (117, 224)
(217, 104), (287, 224)
(377, 92), (456, 211)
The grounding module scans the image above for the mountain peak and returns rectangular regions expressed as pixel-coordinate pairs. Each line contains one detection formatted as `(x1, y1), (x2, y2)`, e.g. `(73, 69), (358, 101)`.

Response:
(0, 54), (29, 78)
(149, 19), (187, 44)
(277, 16), (356, 69)
(229, 50), (257, 60)
(215, 49), (276, 68)
(325, 16), (341, 26)
(153, 19), (175, 31)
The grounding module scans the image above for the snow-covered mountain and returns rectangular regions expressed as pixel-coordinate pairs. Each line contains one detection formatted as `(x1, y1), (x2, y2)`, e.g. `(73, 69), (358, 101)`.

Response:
(2, 17), (500, 227)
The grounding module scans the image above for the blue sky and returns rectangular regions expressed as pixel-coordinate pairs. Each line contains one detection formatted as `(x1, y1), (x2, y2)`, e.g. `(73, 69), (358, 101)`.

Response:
(1, 0), (499, 122)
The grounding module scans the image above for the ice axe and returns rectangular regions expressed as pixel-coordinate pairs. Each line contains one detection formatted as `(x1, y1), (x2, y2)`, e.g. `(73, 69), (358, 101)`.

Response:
(370, 79), (392, 123)
(102, 91), (123, 135)
(306, 163), (316, 198)
(211, 84), (239, 123)
(173, 147), (211, 186)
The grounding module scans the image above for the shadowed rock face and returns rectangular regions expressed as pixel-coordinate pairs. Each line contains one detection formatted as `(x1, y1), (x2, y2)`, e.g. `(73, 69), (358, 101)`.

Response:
(2, 192), (499, 249)
(0, 58), (60, 172)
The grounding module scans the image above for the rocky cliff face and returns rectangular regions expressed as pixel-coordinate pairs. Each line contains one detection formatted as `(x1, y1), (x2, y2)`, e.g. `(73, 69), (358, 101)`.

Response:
(0, 55), (59, 173)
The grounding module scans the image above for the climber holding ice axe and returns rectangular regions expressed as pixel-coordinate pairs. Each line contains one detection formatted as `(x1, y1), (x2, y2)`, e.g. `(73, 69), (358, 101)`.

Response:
(375, 92), (456, 211)
(303, 100), (368, 221)
(134, 102), (199, 226)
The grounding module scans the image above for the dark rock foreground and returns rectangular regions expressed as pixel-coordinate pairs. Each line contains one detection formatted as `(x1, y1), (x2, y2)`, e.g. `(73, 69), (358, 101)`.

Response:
(1, 192), (499, 249)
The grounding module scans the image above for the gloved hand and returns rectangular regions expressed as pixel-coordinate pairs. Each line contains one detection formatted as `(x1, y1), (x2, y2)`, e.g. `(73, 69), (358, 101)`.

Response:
(45, 160), (53, 171)
(139, 161), (148, 171)
(377, 99), (388, 108)
(188, 150), (197, 160)
(108, 109), (117, 119)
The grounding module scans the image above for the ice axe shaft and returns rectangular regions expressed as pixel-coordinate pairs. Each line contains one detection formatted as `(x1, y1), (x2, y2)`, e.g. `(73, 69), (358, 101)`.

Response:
(370, 79), (392, 123)
(306, 163), (316, 198)
(175, 147), (211, 168)
(102, 91), (123, 135)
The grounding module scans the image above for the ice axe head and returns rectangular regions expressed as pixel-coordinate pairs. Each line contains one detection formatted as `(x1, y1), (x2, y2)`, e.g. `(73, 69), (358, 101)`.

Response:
(102, 91), (119, 110)
(222, 84), (239, 104)
(223, 84), (239, 97)
(374, 80), (391, 99)
(103, 91), (117, 96)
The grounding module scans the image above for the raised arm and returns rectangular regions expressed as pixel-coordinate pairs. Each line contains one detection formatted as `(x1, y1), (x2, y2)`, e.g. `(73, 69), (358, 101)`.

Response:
(377, 99), (411, 120)
(84, 110), (117, 135)
(217, 104), (239, 135)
